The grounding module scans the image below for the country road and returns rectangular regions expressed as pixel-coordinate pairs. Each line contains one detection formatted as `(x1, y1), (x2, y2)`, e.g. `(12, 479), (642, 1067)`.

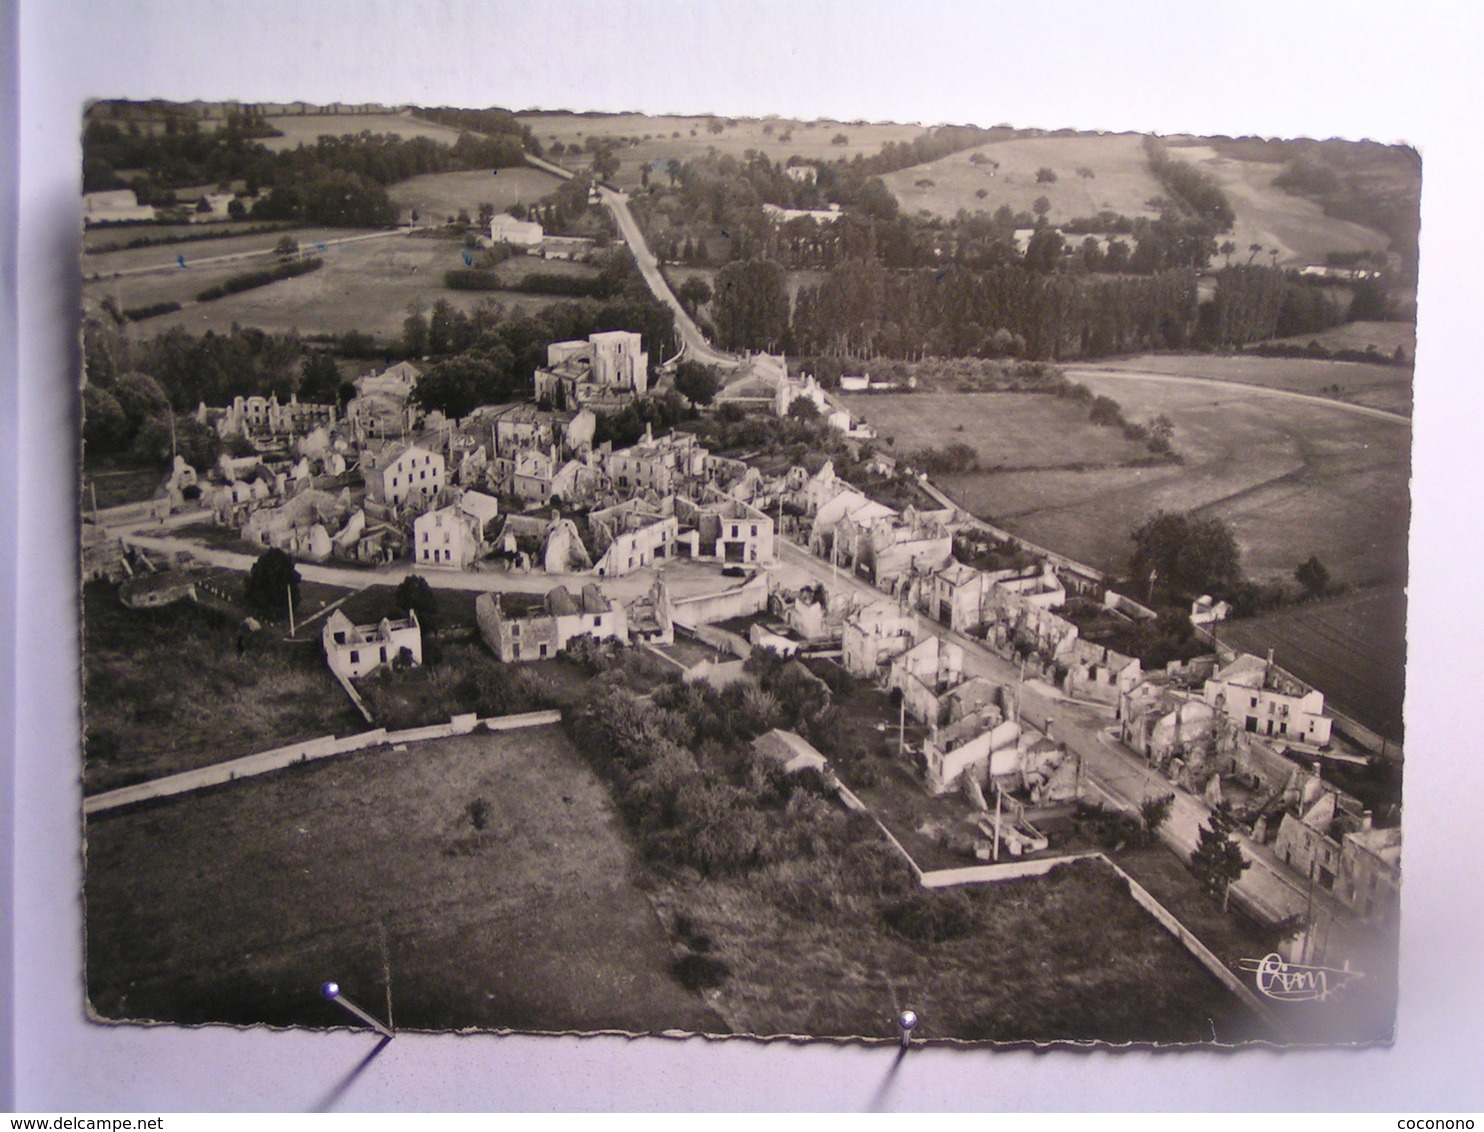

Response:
(775, 538), (1372, 966)
(524, 153), (737, 368)
(1064, 364), (1412, 426)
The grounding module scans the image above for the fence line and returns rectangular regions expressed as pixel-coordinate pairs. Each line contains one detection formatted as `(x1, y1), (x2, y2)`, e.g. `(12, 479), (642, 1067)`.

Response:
(84, 710), (562, 815)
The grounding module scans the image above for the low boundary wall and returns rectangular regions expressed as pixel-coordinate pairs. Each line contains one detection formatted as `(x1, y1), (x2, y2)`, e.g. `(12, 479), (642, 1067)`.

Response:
(839, 777), (1288, 1038)
(84, 710), (562, 815)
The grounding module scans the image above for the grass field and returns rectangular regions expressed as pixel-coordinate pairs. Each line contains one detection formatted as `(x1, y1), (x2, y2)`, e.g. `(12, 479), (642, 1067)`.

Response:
(882, 132), (1167, 225)
(659, 854), (1258, 1043)
(1072, 353), (1414, 416)
(845, 360), (1411, 587)
(83, 226), (364, 278)
(87, 230), (567, 340)
(1263, 320), (1416, 359)
(256, 112), (467, 152)
(386, 167), (564, 225)
(84, 725), (725, 1034)
(519, 112), (926, 192)
(1215, 584), (1407, 741)
(82, 582), (365, 794)
(846, 390), (1158, 471)
(82, 466), (162, 509)
(84, 221), (296, 254)
(1170, 143), (1391, 266)
(879, 133), (1394, 267)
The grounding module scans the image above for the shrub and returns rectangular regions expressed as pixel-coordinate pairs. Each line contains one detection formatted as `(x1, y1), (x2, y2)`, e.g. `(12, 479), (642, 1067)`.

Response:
(196, 256), (321, 302)
(883, 889), (975, 943)
(671, 952), (731, 991)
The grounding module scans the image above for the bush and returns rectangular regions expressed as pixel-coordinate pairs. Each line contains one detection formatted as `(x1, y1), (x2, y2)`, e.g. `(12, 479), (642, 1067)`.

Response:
(883, 889), (975, 943)
(123, 301), (183, 322)
(671, 952), (731, 991)
(196, 256), (321, 302)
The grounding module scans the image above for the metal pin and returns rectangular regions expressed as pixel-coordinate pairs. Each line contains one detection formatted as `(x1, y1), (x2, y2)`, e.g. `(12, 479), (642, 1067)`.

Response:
(321, 981), (395, 1039)
(897, 1008), (919, 1048)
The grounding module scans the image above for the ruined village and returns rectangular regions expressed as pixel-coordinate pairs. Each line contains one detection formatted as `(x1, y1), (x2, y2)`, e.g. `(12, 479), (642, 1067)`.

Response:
(78, 99), (1413, 1045)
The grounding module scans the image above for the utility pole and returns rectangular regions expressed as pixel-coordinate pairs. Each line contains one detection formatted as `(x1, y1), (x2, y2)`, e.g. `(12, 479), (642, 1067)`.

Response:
(287, 581), (296, 637)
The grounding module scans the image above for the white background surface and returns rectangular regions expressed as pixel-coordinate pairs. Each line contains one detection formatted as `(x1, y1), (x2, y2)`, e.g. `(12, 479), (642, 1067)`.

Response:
(9, 0), (1484, 1111)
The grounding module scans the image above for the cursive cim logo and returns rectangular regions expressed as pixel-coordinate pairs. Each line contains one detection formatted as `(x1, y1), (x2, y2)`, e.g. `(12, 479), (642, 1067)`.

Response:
(1235, 953), (1365, 1003)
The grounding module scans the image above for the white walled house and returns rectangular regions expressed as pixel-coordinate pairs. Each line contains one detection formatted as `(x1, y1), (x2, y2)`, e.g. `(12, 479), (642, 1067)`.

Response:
(364, 442), (445, 509)
(322, 609), (423, 680)
(1204, 652), (1332, 746)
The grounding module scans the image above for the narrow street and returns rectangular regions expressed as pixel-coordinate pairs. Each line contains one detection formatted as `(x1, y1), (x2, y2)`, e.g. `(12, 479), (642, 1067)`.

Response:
(776, 540), (1375, 968)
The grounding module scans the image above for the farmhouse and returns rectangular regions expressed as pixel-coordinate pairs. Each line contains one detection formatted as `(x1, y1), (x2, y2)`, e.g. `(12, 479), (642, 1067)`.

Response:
(362, 441), (445, 510)
(589, 498), (679, 577)
(673, 497), (775, 564)
(83, 188), (156, 224)
(1203, 652), (1332, 746)
(1272, 796), (1400, 925)
(322, 608), (422, 679)
(1061, 639), (1142, 706)
(923, 702), (1021, 796)
(841, 601), (920, 680)
(476, 583), (627, 662)
(604, 426), (707, 496)
(489, 213), (544, 246)
(753, 730), (831, 776)
(412, 491), (498, 569)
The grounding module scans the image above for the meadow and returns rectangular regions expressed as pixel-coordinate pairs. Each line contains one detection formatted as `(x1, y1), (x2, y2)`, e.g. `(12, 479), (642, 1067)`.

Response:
(1215, 584), (1407, 741)
(82, 581), (365, 794)
(1263, 319), (1415, 359)
(518, 112), (926, 192)
(1166, 143), (1391, 266)
(1070, 353), (1414, 416)
(843, 359), (1411, 587)
(88, 230), (568, 340)
(85, 725), (724, 1035)
(255, 112), (466, 152)
(386, 167), (564, 225)
(882, 132), (1167, 225)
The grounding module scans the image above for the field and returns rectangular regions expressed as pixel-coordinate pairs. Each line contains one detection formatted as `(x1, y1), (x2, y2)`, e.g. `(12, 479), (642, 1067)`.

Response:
(386, 167), (564, 225)
(518, 112), (926, 192)
(1263, 319), (1416, 359)
(659, 854), (1257, 1043)
(85, 726), (725, 1034)
(879, 133), (1393, 267)
(1214, 584), (1408, 741)
(1071, 353), (1414, 416)
(843, 360), (1412, 587)
(82, 581), (365, 794)
(84, 221), (295, 253)
(255, 112), (466, 152)
(882, 132), (1167, 225)
(1169, 143), (1391, 266)
(85, 230), (568, 340)
(846, 390), (1158, 471)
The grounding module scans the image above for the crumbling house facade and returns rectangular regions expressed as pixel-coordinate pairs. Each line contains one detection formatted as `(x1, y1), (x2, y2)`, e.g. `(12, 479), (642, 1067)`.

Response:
(476, 582), (628, 662)
(322, 608), (422, 680)
(1204, 652), (1333, 746)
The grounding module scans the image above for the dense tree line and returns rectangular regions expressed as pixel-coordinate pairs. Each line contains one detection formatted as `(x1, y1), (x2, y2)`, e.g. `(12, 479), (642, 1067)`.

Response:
(408, 106), (541, 155)
(84, 115), (531, 229)
(1142, 137), (1236, 231)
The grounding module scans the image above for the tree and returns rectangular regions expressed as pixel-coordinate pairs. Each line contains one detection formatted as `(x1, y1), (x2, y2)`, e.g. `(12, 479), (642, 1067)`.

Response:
(1294, 554), (1330, 598)
(1032, 195), (1051, 219)
(1130, 511), (1244, 599)
(82, 384), (129, 457)
(786, 398), (821, 422)
(673, 360), (721, 406)
(831, 133), (849, 146)
(245, 547), (301, 619)
(710, 258), (790, 352)
(1023, 227), (1064, 273)
(675, 276), (712, 311)
(1036, 166), (1058, 184)
(299, 351), (341, 404)
(402, 302), (429, 357)
(1188, 805), (1250, 911)
(394, 573), (438, 632)
(274, 235), (299, 259)
(1140, 793), (1174, 837)
(592, 144), (620, 181)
